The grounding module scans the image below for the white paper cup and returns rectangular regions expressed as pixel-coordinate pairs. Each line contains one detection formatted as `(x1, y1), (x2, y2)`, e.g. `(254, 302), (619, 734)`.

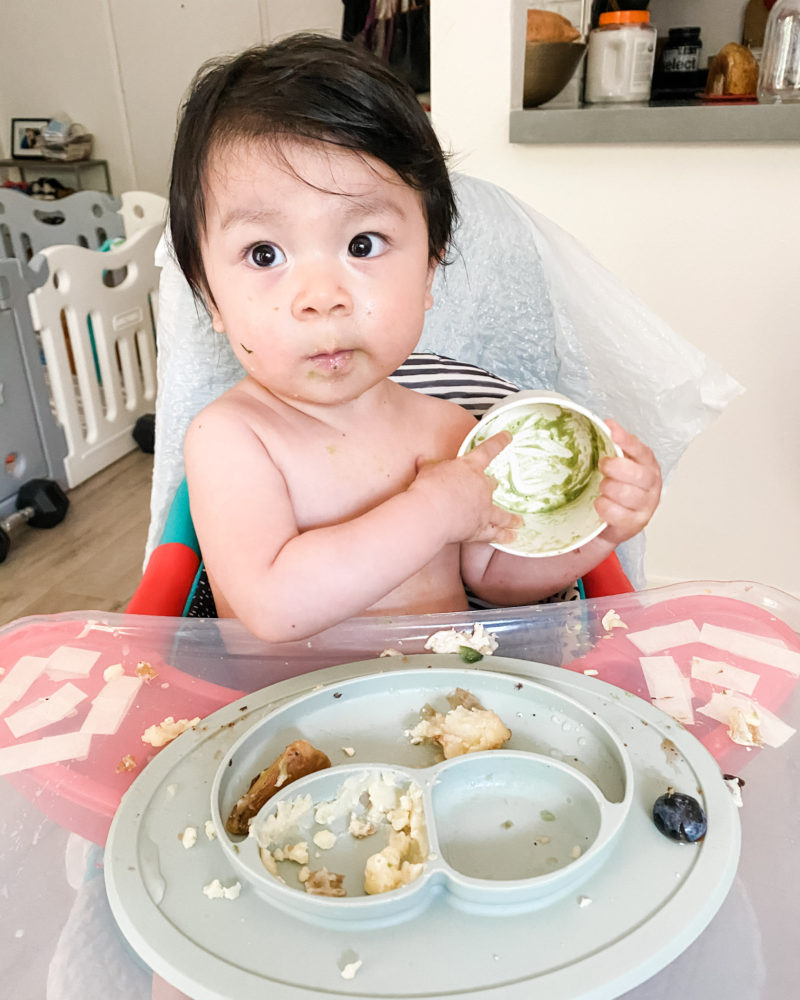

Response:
(458, 390), (622, 558)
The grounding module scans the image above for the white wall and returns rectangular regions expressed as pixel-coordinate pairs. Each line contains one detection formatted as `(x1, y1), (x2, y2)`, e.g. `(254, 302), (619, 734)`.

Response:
(0, 0), (342, 195)
(432, 0), (799, 598)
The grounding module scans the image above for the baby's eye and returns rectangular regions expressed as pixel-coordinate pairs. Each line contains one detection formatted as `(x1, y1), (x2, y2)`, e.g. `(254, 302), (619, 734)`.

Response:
(246, 243), (285, 268)
(348, 233), (387, 258)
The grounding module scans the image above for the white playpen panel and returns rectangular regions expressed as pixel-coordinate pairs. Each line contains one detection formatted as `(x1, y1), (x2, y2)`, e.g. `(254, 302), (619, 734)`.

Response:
(27, 224), (161, 488)
(120, 190), (167, 240)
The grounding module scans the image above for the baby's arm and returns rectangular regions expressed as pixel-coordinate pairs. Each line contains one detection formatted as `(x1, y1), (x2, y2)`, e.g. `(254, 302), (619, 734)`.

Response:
(184, 408), (517, 642)
(462, 420), (662, 604)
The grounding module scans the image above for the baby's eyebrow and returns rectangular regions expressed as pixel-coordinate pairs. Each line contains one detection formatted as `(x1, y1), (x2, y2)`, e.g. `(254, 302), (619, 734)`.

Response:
(339, 194), (408, 222)
(217, 193), (407, 232)
(219, 206), (284, 231)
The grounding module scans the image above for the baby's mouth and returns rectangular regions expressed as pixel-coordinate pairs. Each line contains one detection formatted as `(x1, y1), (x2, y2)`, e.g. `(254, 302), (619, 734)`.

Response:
(308, 349), (354, 373)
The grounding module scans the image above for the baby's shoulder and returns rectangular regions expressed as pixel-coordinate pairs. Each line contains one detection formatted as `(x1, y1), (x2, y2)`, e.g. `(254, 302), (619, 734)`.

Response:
(184, 381), (281, 450)
(395, 385), (478, 456)
(402, 383), (478, 429)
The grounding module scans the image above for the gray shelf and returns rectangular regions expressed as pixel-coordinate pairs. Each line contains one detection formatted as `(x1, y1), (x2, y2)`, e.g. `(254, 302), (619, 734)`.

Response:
(0, 158), (111, 192)
(509, 102), (800, 144)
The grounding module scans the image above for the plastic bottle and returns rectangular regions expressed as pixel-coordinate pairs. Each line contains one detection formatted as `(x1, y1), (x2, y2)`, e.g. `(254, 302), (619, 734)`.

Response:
(757, 0), (800, 102)
(584, 10), (657, 104)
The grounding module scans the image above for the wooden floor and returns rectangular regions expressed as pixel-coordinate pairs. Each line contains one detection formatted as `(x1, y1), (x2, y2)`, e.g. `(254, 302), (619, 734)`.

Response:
(0, 449), (154, 629)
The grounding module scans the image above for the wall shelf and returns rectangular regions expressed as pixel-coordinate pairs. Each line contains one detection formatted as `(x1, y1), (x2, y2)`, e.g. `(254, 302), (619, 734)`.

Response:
(0, 158), (112, 193)
(509, 102), (800, 144)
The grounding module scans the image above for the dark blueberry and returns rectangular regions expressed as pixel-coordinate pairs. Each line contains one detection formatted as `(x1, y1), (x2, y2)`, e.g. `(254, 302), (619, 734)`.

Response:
(652, 790), (707, 843)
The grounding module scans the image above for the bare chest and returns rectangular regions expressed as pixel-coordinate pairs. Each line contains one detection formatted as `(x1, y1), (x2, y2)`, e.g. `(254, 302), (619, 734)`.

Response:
(282, 425), (424, 528)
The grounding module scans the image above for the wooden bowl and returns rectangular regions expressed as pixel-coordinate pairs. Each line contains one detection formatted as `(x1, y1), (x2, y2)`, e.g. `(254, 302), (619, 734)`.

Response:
(523, 41), (587, 108)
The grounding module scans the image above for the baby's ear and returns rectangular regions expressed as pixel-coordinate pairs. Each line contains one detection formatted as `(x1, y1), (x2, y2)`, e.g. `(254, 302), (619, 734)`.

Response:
(424, 258), (438, 311)
(206, 298), (225, 334)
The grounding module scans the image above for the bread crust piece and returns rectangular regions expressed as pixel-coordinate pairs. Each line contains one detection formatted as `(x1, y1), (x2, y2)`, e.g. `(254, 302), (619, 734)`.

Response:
(526, 10), (580, 44)
(705, 43), (759, 96)
(225, 739), (331, 835)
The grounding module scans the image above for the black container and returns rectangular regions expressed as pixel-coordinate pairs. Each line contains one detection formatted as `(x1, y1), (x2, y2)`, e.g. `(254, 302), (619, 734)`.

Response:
(651, 26), (706, 98)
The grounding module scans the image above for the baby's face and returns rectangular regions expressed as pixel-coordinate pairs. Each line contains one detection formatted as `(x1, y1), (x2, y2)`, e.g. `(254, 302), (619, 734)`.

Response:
(200, 138), (436, 408)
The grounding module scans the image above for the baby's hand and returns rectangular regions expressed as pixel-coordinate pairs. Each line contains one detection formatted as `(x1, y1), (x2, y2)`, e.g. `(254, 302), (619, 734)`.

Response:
(595, 421), (662, 545)
(411, 432), (521, 545)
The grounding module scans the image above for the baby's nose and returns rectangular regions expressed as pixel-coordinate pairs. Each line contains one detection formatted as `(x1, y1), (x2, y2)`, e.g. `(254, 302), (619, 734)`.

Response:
(291, 261), (353, 320)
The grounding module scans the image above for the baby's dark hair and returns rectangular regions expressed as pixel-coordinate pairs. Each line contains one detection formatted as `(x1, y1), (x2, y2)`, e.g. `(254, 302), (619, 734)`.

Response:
(169, 33), (457, 300)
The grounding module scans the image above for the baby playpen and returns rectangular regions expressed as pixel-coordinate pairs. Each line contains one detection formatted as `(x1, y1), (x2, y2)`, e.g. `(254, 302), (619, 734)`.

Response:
(0, 188), (165, 540)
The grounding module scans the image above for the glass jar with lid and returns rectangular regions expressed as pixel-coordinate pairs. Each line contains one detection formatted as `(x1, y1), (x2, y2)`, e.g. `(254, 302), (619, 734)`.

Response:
(584, 10), (657, 103)
(757, 0), (800, 102)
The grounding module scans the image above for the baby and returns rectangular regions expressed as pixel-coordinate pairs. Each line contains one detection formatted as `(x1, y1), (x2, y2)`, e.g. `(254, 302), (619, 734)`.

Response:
(169, 35), (661, 642)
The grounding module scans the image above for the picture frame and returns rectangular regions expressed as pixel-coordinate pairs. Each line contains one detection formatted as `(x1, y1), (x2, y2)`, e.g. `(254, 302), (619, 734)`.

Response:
(11, 117), (50, 159)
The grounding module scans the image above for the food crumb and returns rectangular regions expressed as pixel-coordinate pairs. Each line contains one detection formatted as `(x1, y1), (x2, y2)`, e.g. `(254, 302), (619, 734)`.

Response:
(601, 610), (627, 631)
(723, 774), (745, 807)
(141, 716), (201, 747)
(204, 819), (217, 840)
(115, 754), (137, 773)
(578, 895), (592, 907)
(348, 814), (376, 838)
(341, 746), (356, 757)
(202, 878), (241, 900)
(180, 826), (197, 849)
(424, 623), (498, 656)
(305, 868), (346, 897)
(273, 842), (310, 864)
(340, 959), (362, 980)
(135, 660), (159, 682)
(379, 648), (403, 657)
(583, 669), (599, 676)
(570, 845), (582, 859)
(103, 663), (125, 681)
(313, 829), (338, 850)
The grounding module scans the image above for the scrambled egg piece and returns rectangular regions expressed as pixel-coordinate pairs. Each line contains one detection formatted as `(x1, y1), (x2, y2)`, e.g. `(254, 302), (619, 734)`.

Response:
(408, 701), (511, 758)
(364, 831), (426, 894)
(304, 868), (346, 897)
(727, 705), (763, 747)
(141, 715), (200, 747)
(364, 784), (427, 895)
(601, 609), (627, 631)
(202, 879), (241, 900)
(424, 623), (498, 656)
(273, 842), (309, 864)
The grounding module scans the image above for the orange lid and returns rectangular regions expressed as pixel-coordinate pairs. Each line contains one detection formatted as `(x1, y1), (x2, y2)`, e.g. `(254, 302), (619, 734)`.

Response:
(598, 10), (650, 26)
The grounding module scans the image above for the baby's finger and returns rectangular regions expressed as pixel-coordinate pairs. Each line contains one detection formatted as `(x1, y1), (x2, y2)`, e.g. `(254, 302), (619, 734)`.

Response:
(470, 508), (521, 544)
(603, 420), (656, 465)
(464, 431), (512, 470)
(598, 467), (660, 508)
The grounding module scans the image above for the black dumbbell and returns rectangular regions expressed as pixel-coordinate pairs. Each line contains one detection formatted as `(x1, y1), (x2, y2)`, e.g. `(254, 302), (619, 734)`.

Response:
(133, 413), (155, 453)
(0, 478), (70, 563)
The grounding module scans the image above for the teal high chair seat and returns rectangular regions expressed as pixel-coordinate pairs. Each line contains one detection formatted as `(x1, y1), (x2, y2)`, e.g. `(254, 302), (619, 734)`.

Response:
(131, 173), (740, 617)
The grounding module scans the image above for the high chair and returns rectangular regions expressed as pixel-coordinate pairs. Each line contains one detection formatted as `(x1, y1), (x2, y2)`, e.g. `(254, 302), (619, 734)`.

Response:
(130, 173), (741, 617)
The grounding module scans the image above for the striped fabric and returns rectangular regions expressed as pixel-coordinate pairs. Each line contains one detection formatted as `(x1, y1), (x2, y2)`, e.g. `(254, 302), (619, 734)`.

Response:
(390, 352), (519, 415)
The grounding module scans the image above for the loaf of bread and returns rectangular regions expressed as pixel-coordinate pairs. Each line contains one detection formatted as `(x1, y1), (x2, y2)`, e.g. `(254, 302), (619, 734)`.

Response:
(705, 43), (759, 96)
(526, 9), (580, 44)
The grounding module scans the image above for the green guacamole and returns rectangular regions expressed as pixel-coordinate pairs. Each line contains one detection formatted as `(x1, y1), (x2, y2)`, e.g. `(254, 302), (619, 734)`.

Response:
(473, 403), (600, 514)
